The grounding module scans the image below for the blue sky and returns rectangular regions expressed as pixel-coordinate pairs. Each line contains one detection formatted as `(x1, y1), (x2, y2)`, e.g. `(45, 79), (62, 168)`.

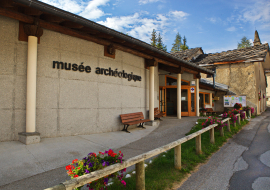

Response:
(41, 0), (270, 53)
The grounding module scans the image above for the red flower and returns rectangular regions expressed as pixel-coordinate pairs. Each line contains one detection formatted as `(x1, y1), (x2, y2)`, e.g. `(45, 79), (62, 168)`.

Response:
(66, 165), (72, 170)
(72, 159), (78, 164)
(74, 175), (79, 178)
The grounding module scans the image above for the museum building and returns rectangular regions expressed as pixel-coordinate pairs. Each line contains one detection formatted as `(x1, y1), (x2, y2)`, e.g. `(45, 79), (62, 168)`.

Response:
(0, 0), (217, 144)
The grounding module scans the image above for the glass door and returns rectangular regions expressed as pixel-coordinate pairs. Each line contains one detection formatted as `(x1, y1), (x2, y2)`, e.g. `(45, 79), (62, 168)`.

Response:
(159, 87), (166, 115)
(181, 89), (189, 116)
(181, 87), (196, 116)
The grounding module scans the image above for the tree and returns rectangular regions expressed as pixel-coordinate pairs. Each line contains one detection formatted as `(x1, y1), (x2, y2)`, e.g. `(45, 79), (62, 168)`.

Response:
(150, 29), (157, 47)
(180, 35), (189, 50)
(156, 33), (167, 51)
(237, 36), (252, 49)
(171, 32), (182, 52)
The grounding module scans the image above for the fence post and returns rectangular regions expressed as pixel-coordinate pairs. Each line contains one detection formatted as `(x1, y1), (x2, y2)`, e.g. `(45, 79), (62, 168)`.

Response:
(227, 120), (231, 132)
(210, 128), (215, 144)
(237, 114), (240, 125)
(233, 122), (236, 127)
(174, 144), (181, 169)
(136, 161), (145, 190)
(196, 134), (202, 154)
(219, 126), (224, 137)
(249, 110), (251, 118)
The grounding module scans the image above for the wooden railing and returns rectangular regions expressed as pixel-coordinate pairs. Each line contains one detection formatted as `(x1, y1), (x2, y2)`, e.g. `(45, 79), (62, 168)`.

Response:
(45, 114), (240, 190)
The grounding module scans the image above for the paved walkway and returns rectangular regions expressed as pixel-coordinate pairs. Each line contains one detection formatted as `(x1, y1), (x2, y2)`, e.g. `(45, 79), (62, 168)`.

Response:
(178, 109), (270, 190)
(0, 116), (198, 190)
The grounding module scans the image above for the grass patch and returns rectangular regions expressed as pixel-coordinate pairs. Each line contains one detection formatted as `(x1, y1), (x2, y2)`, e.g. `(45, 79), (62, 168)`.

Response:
(107, 119), (249, 190)
(251, 115), (257, 118)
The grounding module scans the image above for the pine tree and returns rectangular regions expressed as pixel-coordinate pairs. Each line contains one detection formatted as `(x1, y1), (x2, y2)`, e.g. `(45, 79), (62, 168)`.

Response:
(171, 32), (182, 52)
(180, 36), (189, 50)
(156, 33), (167, 52)
(150, 29), (157, 47)
(237, 36), (252, 49)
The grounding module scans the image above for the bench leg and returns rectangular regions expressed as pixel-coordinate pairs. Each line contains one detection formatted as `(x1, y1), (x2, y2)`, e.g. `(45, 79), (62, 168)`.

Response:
(122, 125), (130, 133)
(138, 123), (146, 129)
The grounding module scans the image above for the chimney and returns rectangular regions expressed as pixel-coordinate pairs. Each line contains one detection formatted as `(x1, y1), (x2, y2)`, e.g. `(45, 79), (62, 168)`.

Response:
(253, 30), (261, 46)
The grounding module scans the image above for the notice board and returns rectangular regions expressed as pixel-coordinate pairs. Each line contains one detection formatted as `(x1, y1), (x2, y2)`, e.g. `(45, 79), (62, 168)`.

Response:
(224, 95), (246, 107)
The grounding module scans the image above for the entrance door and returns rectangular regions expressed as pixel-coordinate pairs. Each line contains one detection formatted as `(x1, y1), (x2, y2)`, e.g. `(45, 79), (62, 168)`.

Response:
(181, 87), (196, 116)
(159, 87), (166, 115)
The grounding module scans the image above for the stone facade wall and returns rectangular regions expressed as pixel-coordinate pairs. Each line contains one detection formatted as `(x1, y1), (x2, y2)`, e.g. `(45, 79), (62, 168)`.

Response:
(201, 63), (258, 110)
(0, 15), (159, 141)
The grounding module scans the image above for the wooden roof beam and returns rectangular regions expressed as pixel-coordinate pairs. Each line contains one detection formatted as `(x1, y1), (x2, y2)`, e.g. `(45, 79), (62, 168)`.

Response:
(60, 21), (84, 29)
(23, 6), (43, 16)
(182, 67), (199, 74)
(41, 14), (65, 23)
(158, 64), (183, 74)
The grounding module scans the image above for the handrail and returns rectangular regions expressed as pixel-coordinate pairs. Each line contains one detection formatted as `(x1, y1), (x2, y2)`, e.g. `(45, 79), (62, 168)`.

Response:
(45, 116), (239, 190)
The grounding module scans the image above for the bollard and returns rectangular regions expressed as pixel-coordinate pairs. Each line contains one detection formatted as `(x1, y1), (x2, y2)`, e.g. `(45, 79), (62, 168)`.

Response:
(210, 128), (215, 144)
(174, 144), (181, 169)
(196, 134), (202, 154)
(226, 120), (231, 132)
(136, 161), (145, 190)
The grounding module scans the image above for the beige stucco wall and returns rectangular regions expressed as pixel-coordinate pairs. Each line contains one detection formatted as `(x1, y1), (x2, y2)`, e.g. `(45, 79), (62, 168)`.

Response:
(0, 15), (159, 141)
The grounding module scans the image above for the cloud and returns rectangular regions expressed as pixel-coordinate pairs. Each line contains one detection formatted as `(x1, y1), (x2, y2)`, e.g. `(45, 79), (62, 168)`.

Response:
(208, 17), (217, 23)
(169, 11), (189, 19)
(249, 39), (254, 45)
(226, 26), (236, 32)
(98, 10), (189, 43)
(79, 0), (110, 20)
(40, 0), (82, 14)
(241, 0), (270, 23)
(40, 0), (110, 20)
(139, 0), (162, 5)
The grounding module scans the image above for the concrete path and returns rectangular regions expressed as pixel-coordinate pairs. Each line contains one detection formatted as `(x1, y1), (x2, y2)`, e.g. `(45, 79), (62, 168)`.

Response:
(0, 116), (198, 190)
(178, 109), (270, 190)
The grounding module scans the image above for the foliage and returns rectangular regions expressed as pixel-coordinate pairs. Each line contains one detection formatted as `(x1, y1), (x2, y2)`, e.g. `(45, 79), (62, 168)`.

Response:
(66, 150), (126, 190)
(150, 29), (167, 51)
(156, 33), (167, 51)
(237, 36), (252, 49)
(233, 103), (242, 110)
(150, 29), (157, 47)
(171, 32), (182, 52)
(221, 112), (228, 119)
(251, 107), (255, 114)
(228, 109), (240, 123)
(180, 36), (189, 50)
(201, 116), (225, 130)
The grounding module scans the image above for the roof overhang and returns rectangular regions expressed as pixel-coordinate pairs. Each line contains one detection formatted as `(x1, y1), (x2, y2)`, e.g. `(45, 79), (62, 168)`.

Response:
(0, 0), (214, 76)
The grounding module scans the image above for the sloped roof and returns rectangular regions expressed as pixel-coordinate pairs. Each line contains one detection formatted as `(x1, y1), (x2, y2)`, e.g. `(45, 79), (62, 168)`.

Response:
(172, 48), (203, 61)
(193, 43), (269, 65)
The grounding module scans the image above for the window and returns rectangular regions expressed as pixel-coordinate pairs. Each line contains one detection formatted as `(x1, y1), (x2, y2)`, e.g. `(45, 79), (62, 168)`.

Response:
(199, 92), (211, 108)
(205, 94), (210, 104)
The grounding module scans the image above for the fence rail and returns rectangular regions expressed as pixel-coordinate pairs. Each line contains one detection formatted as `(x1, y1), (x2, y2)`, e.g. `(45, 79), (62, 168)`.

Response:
(45, 115), (241, 190)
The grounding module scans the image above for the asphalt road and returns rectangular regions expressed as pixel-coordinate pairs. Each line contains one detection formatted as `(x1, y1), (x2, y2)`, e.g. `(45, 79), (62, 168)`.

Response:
(178, 109), (270, 190)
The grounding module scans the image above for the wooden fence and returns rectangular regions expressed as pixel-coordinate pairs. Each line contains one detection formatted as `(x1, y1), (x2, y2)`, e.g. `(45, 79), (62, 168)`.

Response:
(45, 114), (240, 190)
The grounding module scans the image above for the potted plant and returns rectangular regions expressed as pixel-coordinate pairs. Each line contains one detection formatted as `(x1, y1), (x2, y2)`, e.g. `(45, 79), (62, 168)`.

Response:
(259, 93), (261, 101)
(233, 103), (242, 110)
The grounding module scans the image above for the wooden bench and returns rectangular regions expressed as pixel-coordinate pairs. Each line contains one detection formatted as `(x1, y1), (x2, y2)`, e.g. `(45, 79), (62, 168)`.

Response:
(120, 112), (150, 133)
(206, 108), (217, 115)
(154, 107), (164, 120)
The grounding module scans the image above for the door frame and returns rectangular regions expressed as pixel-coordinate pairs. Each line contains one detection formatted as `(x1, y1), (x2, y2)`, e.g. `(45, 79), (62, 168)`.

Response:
(159, 75), (196, 116)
